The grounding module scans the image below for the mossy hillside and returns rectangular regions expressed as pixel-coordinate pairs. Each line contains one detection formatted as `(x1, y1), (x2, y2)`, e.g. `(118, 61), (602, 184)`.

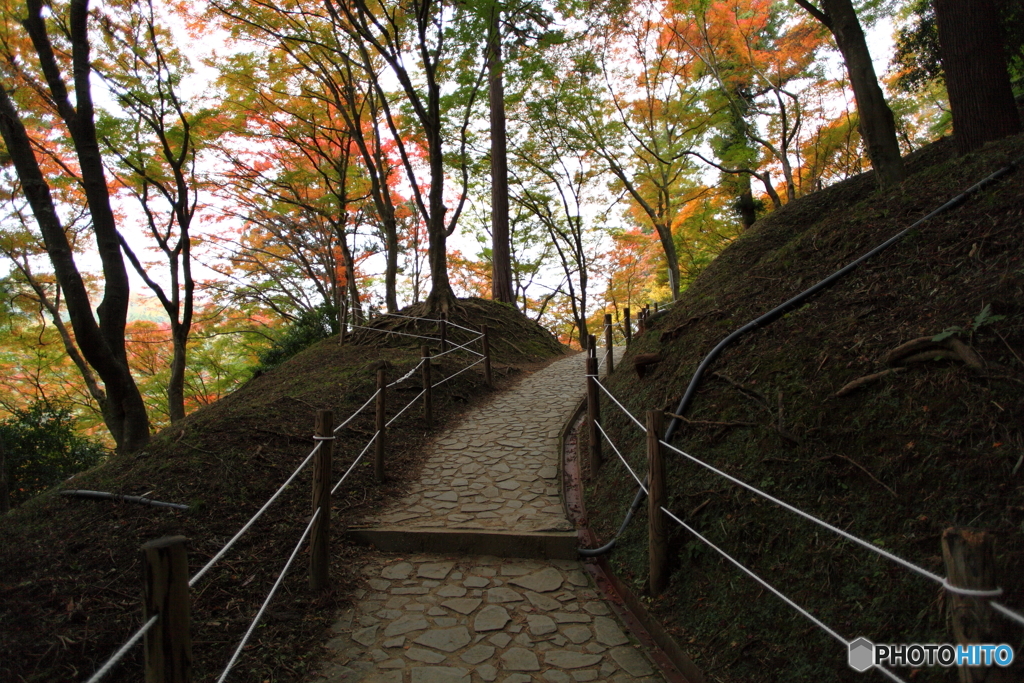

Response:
(0, 298), (567, 683)
(585, 134), (1024, 681)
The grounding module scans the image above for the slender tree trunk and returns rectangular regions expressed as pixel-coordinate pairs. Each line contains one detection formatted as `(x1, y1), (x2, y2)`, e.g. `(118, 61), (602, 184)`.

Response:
(796, 0), (906, 186)
(425, 128), (456, 313)
(167, 327), (187, 423)
(488, 7), (515, 306)
(653, 223), (681, 302)
(736, 182), (757, 230)
(384, 214), (400, 312)
(934, 0), (1021, 155)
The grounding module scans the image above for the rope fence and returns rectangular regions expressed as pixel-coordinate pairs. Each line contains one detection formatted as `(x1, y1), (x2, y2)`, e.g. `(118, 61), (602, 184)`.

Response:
(582, 366), (1024, 674)
(81, 312), (494, 683)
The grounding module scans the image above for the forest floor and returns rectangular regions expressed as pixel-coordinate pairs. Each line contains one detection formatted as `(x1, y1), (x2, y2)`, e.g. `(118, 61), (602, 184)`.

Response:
(582, 132), (1024, 682)
(0, 298), (571, 683)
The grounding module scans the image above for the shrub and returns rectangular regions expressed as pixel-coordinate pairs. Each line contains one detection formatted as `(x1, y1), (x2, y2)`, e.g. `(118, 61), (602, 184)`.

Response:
(0, 402), (108, 508)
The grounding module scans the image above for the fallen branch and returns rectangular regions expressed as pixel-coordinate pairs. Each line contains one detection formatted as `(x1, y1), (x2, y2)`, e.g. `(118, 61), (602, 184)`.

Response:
(60, 490), (189, 510)
(821, 455), (898, 498)
(835, 368), (908, 397)
(882, 337), (937, 365)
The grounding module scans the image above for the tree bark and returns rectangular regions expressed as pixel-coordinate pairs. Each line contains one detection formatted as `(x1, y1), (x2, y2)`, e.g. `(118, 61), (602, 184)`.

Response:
(934, 0), (1022, 155)
(0, 83), (149, 453)
(795, 0), (906, 186)
(487, 6), (515, 306)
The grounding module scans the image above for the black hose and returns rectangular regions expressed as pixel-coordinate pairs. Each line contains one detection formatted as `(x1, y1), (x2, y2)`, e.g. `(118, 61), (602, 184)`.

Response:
(579, 151), (1023, 558)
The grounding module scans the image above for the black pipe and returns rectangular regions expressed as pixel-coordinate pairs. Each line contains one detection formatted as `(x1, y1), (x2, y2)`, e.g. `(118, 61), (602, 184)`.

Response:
(579, 152), (1023, 557)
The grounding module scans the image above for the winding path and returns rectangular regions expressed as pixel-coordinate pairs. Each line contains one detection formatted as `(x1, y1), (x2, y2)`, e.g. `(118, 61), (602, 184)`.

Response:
(317, 351), (667, 683)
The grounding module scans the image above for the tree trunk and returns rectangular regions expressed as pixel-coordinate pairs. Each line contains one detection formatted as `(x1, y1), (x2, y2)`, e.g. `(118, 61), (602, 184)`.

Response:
(488, 7), (515, 306)
(798, 0), (907, 186)
(934, 0), (1022, 155)
(167, 327), (187, 423)
(0, 83), (149, 453)
(425, 117), (456, 313)
(736, 183), (757, 230)
(654, 223), (681, 302)
(384, 214), (400, 313)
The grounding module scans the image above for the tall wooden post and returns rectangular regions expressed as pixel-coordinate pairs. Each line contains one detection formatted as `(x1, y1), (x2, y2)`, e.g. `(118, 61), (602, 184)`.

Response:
(439, 317), (448, 354)
(421, 345), (433, 428)
(481, 325), (493, 388)
(941, 527), (1012, 683)
(310, 410), (333, 592)
(586, 356), (601, 475)
(142, 536), (191, 683)
(603, 313), (614, 375)
(375, 368), (386, 483)
(647, 411), (668, 596)
(588, 334), (597, 359)
(624, 307), (632, 347)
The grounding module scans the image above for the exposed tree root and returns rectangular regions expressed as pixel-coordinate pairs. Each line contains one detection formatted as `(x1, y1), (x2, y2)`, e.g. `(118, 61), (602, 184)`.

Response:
(835, 368), (908, 397)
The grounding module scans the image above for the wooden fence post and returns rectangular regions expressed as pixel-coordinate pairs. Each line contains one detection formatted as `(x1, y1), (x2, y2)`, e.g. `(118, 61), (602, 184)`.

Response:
(310, 410), (332, 592)
(588, 334), (597, 359)
(142, 536), (191, 683)
(482, 325), (493, 388)
(586, 356), (601, 475)
(375, 368), (386, 483)
(604, 313), (614, 375)
(439, 316), (448, 354)
(654, 302), (659, 313)
(638, 309), (646, 335)
(422, 345), (433, 428)
(624, 307), (632, 347)
(647, 411), (668, 596)
(941, 527), (1012, 683)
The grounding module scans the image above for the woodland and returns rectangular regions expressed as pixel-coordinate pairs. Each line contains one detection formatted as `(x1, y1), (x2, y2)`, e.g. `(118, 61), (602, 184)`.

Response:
(0, 0), (1021, 504)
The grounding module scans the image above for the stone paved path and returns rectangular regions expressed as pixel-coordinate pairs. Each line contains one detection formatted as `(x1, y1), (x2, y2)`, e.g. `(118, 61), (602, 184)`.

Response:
(359, 353), (594, 533)
(319, 351), (665, 683)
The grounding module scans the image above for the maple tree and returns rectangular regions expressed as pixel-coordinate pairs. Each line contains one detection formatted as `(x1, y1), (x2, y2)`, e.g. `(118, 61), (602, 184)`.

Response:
(0, 0), (151, 452)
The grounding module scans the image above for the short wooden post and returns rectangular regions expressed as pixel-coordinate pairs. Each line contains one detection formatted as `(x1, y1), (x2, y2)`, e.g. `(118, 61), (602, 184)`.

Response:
(941, 527), (1012, 683)
(439, 316), (448, 354)
(654, 302), (659, 313)
(142, 536), (191, 683)
(603, 313), (614, 375)
(481, 325), (493, 388)
(586, 356), (601, 475)
(421, 344), (433, 428)
(375, 368), (386, 483)
(647, 410), (668, 596)
(310, 410), (332, 592)
(638, 309), (646, 335)
(624, 307), (632, 346)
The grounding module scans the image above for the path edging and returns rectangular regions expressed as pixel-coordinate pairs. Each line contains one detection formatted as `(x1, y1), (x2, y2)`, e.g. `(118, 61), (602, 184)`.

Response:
(561, 398), (706, 683)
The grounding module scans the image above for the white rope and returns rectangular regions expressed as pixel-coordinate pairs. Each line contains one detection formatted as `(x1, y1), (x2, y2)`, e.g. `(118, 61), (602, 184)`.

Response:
(595, 421), (647, 494)
(432, 357), (486, 388)
(216, 508), (320, 683)
(332, 433), (378, 495)
(659, 506), (908, 683)
(387, 389), (427, 427)
(433, 335), (485, 359)
(190, 441), (321, 588)
(990, 601), (1024, 627)
(656, 438), (947, 586)
(387, 358), (426, 388)
(588, 375), (647, 433)
(312, 436), (335, 441)
(334, 389), (380, 434)
(941, 580), (1003, 597)
(83, 614), (159, 683)
(443, 319), (480, 334)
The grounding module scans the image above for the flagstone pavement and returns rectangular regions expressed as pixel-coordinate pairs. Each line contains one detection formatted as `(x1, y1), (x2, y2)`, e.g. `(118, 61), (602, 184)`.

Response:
(317, 350), (666, 683)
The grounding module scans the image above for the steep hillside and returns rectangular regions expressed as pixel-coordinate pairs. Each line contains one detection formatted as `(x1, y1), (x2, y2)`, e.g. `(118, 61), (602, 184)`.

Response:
(0, 298), (568, 683)
(585, 134), (1024, 682)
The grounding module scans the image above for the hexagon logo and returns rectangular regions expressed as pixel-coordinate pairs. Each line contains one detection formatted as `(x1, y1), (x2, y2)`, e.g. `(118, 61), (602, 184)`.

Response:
(848, 637), (874, 672)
